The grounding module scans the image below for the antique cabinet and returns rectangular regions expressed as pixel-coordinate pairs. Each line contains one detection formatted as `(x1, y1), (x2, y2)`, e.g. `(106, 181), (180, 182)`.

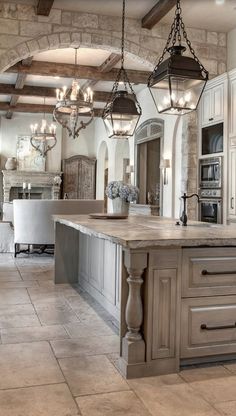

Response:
(62, 155), (96, 199)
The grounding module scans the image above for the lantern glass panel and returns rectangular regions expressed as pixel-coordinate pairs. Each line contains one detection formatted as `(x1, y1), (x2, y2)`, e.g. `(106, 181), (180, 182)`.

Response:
(104, 113), (139, 138)
(152, 75), (206, 115)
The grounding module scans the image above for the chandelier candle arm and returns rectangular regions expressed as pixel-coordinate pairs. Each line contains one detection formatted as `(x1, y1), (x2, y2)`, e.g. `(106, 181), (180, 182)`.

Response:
(53, 48), (94, 139)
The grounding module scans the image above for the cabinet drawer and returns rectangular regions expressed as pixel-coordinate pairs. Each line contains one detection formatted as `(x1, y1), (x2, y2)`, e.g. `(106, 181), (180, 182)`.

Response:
(181, 296), (236, 358)
(182, 248), (236, 297)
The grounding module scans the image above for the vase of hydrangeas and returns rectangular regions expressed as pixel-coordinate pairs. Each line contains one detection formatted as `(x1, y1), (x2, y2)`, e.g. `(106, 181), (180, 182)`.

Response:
(106, 181), (139, 215)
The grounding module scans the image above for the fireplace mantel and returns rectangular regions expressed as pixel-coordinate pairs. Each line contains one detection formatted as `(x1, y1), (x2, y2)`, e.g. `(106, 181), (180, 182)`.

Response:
(2, 170), (62, 202)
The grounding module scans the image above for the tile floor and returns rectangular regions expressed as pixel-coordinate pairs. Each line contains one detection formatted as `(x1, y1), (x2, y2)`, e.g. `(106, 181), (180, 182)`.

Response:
(0, 253), (236, 415)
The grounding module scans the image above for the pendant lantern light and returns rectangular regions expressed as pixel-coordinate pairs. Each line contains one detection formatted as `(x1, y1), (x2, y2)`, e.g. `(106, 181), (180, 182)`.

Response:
(30, 97), (57, 157)
(53, 48), (94, 139)
(148, 0), (208, 116)
(102, 0), (142, 139)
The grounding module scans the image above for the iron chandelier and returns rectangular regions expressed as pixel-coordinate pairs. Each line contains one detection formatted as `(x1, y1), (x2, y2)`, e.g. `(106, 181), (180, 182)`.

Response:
(148, 0), (208, 116)
(30, 98), (57, 157)
(53, 48), (94, 139)
(102, 0), (142, 139)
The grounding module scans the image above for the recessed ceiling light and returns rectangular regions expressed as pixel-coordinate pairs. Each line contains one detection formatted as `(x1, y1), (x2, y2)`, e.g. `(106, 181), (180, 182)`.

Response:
(215, 0), (224, 5)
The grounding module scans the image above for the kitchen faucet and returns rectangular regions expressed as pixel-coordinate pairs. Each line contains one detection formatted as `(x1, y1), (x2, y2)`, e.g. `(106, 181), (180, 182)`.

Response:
(180, 193), (200, 226)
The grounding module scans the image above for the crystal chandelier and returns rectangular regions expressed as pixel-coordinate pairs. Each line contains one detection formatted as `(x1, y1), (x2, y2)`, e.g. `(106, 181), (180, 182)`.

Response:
(102, 0), (142, 139)
(30, 98), (57, 157)
(148, 0), (208, 116)
(53, 48), (94, 139)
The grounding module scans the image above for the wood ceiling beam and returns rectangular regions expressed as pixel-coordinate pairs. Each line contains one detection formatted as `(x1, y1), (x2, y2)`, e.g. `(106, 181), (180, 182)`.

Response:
(37, 0), (54, 16)
(0, 83), (117, 102)
(0, 102), (103, 117)
(142, 0), (176, 29)
(6, 57), (33, 119)
(83, 53), (121, 90)
(7, 61), (150, 84)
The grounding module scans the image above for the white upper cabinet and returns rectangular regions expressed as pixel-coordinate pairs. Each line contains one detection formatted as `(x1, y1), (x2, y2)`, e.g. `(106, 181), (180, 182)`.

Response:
(201, 83), (224, 126)
(229, 72), (236, 138)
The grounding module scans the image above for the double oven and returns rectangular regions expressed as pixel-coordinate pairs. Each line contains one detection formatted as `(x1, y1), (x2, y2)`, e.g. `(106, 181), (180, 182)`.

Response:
(199, 156), (222, 224)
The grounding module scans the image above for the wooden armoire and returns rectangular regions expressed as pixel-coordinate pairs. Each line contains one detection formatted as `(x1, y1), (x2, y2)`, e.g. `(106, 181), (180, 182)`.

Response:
(62, 155), (96, 199)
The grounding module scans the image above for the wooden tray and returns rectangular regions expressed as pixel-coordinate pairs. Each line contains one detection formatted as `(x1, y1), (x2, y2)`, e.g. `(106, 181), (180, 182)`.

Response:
(89, 213), (128, 219)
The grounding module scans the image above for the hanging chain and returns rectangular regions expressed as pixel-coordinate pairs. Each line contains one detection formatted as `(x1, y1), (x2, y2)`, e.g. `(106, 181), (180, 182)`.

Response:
(103, 0), (141, 116)
(148, 0), (208, 84)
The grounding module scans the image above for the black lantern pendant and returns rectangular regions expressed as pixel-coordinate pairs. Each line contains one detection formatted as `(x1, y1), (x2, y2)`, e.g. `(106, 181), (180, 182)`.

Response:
(148, 0), (208, 116)
(102, 0), (142, 139)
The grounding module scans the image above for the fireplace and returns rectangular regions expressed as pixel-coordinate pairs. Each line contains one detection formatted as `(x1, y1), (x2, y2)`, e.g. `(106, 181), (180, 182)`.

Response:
(2, 170), (62, 202)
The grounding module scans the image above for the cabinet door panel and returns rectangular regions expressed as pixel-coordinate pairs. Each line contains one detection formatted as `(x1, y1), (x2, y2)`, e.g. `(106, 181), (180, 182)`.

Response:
(152, 269), (176, 359)
(201, 90), (211, 126)
(230, 78), (236, 137)
(212, 84), (224, 122)
(229, 149), (236, 216)
(102, 240), (116, 305)
(88, 236), (103, 291)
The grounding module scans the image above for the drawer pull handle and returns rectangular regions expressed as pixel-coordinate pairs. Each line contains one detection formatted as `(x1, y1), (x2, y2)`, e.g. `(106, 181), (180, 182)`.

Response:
(202, 269), (236, 276)
(201, 323), (236, 331)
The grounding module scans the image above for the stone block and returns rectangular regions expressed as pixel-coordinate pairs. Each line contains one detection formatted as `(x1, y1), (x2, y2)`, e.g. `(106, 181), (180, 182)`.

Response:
(91, 34), (104, 46)
(129, 42), (140, 58)
(38, 35), (50, 51)
(0, 52), (11, 72)
(208, 45), (227, 61)
(47, 33), (60, 48)
(207, 31), (218, 45)
(0, 3), (17, 20)
(59, 32), (71, 47)
(200, 58), (218, 75)
(6, 49), (20, 66)
(0, 34), (28, 49)
(125, 18), (141, 35)
(20, 21), (52, 37)
(0, 18), (19, 35)
(61, 11), (72, 26)
(151, 24), (171, 39)
(99, 15), (121, 31)
(53, 25), (78, 33)
(219, 33), (227, 47)
(81, 32), (92, 46)
(186, 27), (206, 43)
(17, 4), (37, 21)
(72, 12), (98, 29)
(139, 35), (166, 53)
(27, 39), (40, 54)
(218, 61), (227, 75)
(16, 42), (30, 60)
(38, 9), (61, 24)
(71, 32), (81, 47)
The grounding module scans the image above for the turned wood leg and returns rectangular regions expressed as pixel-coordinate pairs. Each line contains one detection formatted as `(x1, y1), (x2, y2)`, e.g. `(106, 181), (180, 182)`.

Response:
(125, 268), (144, 341)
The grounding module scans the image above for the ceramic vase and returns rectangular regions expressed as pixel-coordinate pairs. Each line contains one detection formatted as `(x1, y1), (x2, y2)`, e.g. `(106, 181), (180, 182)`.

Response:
(112, 197), (129, 215)
(5, 157), (17, 170)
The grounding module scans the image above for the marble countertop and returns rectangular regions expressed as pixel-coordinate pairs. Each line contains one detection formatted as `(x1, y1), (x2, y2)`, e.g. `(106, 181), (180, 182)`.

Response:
(53, 214), (236, 249)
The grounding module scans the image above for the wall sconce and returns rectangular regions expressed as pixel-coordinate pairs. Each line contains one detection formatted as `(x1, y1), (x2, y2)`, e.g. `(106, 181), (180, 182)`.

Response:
(126, 165), (134, 174)
(160, 159), (171, 185)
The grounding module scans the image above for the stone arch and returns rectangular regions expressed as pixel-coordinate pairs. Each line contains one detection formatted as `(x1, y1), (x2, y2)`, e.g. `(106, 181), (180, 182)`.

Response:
(0, 30), (155, 73)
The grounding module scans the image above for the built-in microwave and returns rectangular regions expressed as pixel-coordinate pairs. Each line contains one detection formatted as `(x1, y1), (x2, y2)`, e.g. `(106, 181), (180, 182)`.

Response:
(199, 157), (222, 189)
(202, 122), (223, 155)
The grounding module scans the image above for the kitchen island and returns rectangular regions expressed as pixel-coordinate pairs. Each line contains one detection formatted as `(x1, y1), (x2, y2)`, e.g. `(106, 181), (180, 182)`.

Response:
(54, 215), (236, 378)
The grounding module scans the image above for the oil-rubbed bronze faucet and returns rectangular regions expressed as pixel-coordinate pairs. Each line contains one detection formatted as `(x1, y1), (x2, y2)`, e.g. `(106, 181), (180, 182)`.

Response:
(180, 193), (200, 226)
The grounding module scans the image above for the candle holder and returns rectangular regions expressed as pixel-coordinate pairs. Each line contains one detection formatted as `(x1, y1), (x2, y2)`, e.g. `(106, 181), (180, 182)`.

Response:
(22, 189), (26, 199)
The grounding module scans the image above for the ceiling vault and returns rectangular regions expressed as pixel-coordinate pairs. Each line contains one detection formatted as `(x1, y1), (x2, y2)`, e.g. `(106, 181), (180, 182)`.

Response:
(37, 0), (54, 16)
(142, 0), (176, 29)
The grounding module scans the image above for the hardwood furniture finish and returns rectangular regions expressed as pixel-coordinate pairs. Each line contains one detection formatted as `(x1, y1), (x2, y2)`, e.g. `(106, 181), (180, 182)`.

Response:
(62, 155), (96, 200)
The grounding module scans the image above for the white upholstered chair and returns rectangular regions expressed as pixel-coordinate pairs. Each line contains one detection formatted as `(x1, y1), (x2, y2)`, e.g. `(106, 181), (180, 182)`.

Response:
(13, 199), (104, 257)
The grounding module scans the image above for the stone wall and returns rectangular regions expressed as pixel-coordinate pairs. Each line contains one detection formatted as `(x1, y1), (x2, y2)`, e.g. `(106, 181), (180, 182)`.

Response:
(0, 2), (227, 75)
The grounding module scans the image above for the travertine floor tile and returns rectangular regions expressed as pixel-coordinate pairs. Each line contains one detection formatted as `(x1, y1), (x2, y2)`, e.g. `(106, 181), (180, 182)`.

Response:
(189, 375), (236, 404)
(64, 320), (115, 338)
(34, 303), (79, 325)
(214, 401), (236, 415)
(76, 391), (151, 416)
(51, 335), (119, 358)
(0, 272), (21, 281)
(0, 313), (41, 329)
(0, 288), (30, 305)
(0, 383), (79, 416)
(0, 304), (35, 316)
(180, 365), (231, 383)
(20, 271), (53, 281)
(28, 286), (78, 302)
(59, 354), (129, 396)
(0, 281), (39, 289)
(128, 377), (216, 416)
(1, 324), (69, 344)
(0, 341), (64, 389)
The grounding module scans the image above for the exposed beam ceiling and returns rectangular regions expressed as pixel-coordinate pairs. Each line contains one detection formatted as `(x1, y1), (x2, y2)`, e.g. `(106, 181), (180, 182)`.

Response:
(6, 57), (33, 119)
(82, 53), (121, 92)
(37, 0), (54, 16)
(7, 61), (150, 84)
(0, 83), (119, 102)
(142, 0), (176, 29)
(0, 102), (102, 117)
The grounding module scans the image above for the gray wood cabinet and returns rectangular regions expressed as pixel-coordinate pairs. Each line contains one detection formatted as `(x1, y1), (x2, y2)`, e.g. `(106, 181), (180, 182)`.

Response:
(62, 155), (96, 199)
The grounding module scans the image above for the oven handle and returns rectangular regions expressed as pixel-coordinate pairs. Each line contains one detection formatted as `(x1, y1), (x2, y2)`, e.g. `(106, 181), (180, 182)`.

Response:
(231, 197), (234, 210)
